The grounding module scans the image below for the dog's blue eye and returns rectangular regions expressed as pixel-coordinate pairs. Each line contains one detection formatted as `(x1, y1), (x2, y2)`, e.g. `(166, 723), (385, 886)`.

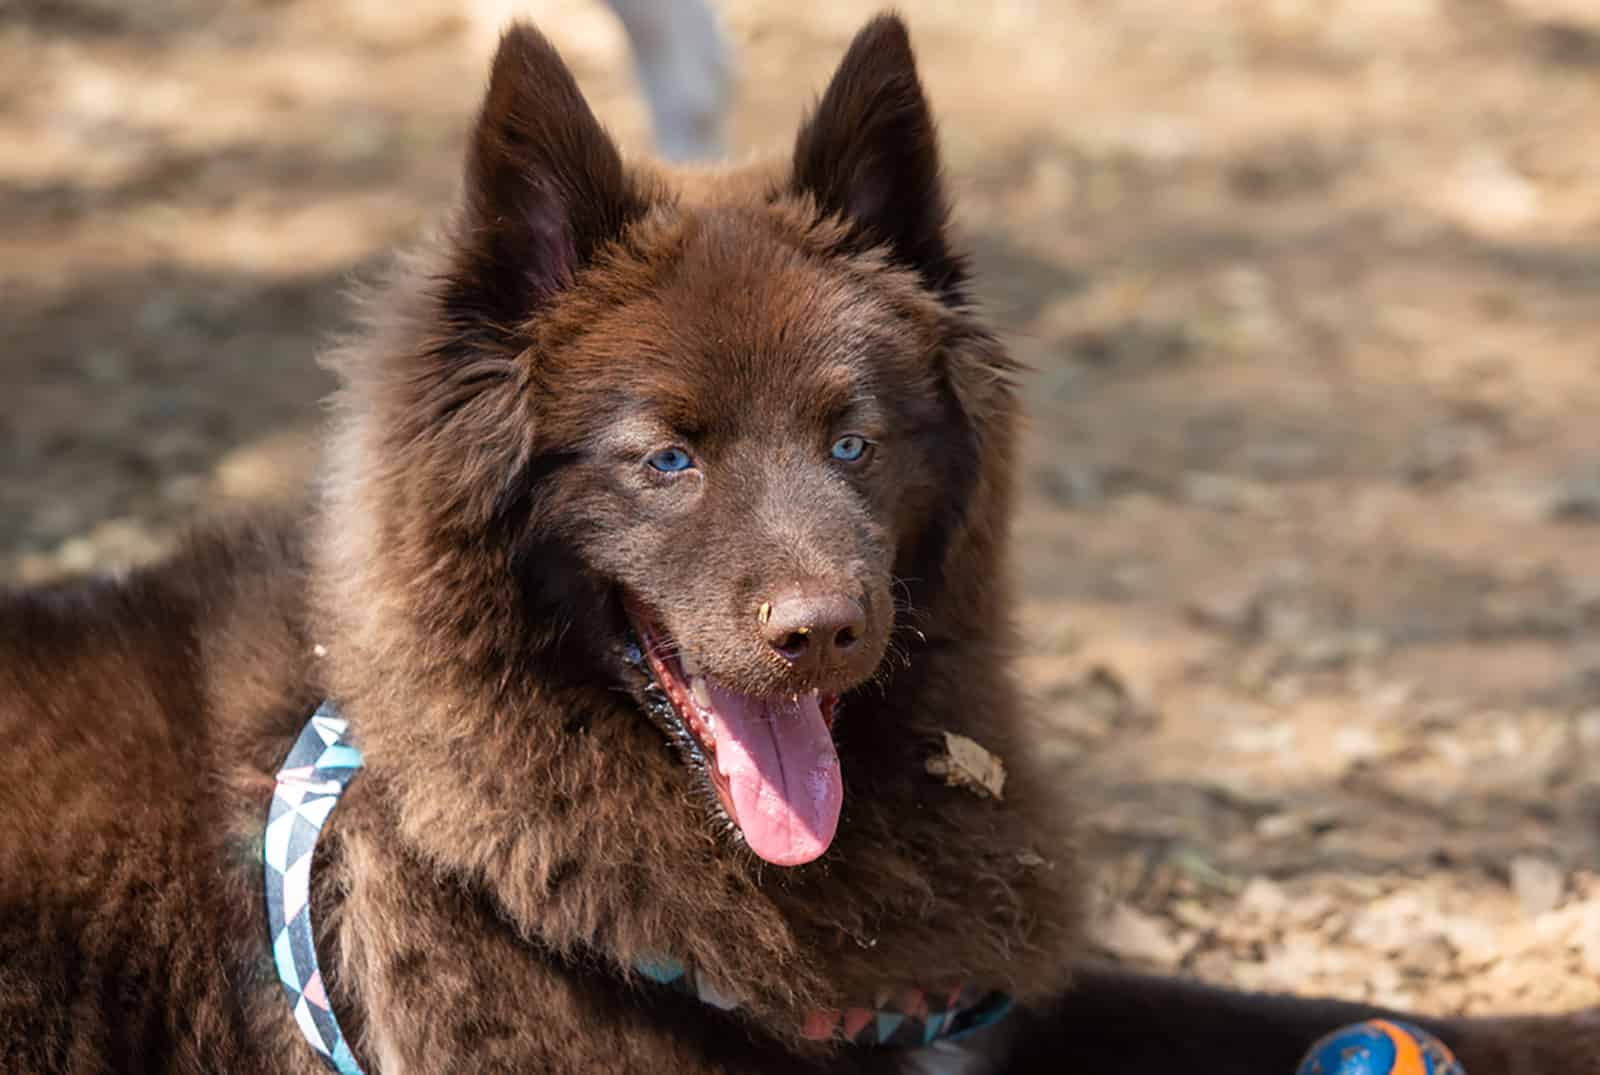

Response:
(830, 435), (868, 463)
(646, 447), (694, 473)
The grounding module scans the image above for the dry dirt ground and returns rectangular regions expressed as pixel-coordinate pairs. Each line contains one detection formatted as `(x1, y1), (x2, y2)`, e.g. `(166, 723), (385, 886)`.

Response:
(7, 0), (1600, 1023)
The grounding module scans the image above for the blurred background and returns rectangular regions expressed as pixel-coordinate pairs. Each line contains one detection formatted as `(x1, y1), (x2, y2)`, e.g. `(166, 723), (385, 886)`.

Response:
(6, 0), (1600, 1016)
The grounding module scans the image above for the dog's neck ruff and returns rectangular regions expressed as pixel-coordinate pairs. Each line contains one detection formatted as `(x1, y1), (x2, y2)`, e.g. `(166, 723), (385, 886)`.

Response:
(265, 703), (1013, 1073)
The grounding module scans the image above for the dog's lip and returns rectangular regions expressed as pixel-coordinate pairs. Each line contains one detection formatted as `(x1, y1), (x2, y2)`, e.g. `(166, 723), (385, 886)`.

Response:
(629, 617), (737, 814)
(625, 614), (840, 779)
(620, 600), (840, 732)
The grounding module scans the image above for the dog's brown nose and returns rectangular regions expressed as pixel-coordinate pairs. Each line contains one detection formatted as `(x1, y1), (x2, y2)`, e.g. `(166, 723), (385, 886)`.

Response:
(760, 586), (865, 674)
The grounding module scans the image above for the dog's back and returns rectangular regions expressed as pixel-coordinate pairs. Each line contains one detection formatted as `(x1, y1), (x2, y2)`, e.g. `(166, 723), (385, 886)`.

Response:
(0, 518), (314, 1071)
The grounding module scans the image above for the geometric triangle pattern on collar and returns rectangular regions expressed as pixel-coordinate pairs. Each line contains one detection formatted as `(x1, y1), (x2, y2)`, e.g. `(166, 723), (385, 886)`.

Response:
(264, 700), (364, 1075)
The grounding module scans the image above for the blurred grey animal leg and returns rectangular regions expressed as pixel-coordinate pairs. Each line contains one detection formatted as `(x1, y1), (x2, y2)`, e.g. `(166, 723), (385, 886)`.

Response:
(606, 0), (732, 161)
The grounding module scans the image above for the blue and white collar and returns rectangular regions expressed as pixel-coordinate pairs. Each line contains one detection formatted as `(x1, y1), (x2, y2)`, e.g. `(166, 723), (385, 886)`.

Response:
(264, 702), (365, 1074)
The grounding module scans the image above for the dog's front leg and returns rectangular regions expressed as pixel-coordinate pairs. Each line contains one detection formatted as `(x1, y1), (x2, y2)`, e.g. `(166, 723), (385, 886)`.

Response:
(999, 962), (1600, 1075)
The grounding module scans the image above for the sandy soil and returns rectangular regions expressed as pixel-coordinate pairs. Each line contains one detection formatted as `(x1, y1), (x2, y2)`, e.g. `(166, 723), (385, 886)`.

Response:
(6, 0), (1600, 1020)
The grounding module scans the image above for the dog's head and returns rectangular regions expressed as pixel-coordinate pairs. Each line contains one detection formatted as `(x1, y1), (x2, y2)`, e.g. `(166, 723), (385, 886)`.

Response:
(324, 15), (1017, 871)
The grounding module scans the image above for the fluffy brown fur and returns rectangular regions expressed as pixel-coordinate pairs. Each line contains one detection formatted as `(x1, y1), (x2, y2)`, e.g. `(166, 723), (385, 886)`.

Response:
(2, 13), (1598, 1075)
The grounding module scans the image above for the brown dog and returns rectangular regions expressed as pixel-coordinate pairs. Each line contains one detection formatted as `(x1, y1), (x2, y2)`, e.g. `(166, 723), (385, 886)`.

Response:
(1, 14), (1595, 1074)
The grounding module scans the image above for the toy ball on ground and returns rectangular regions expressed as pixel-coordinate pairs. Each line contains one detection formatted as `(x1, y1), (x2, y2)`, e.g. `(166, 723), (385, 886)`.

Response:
(1296, 1019), (1466, 1075)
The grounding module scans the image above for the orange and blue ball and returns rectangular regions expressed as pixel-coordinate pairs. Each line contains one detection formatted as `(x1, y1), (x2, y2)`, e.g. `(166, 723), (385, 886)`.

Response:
(1296, 1019), (1465, 1075)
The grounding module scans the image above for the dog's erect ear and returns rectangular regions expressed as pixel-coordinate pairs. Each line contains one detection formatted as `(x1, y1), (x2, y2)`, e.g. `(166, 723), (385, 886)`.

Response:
(791, 14), (963, 300)
(449, 23), (646, 332)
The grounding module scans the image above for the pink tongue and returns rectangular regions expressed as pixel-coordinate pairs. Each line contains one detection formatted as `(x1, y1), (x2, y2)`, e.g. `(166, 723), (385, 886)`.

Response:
(705, 682), (842, 866)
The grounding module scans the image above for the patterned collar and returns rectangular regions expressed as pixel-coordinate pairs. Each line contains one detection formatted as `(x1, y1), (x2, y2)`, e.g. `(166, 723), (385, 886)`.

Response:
(264, 702), (1012, 1073)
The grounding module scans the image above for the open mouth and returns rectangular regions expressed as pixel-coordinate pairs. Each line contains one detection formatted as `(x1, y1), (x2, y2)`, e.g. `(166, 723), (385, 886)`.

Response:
(624, 611), (843, 867)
